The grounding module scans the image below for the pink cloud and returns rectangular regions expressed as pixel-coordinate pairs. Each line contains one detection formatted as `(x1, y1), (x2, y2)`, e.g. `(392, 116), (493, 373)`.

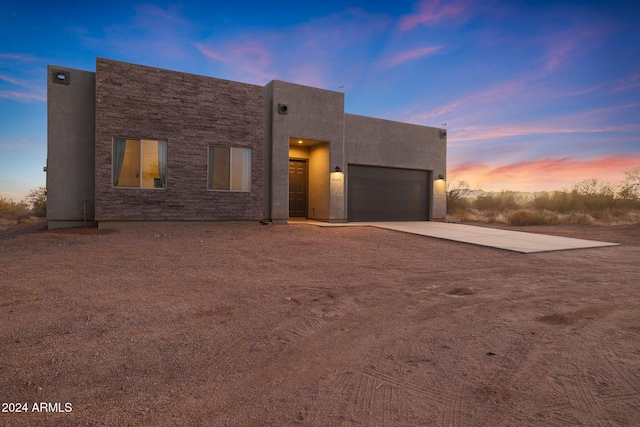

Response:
(0, 53), (38, 62)
(132, 4), (191, 27)
(197, 45), (225, 62)
(451, 121), (640, 143)
(611, 72), (640, 93)
(196, 40), (276, 84)
(403, 77), (529, 124)
(0, 72), (45, 102)
(0, 90), (45, 102)
(533, 21), (611, 76)
(196, 7), (391, 88)
(378, 46), (442, 69)
(448, 155), (640, 192)
(543, 38), (576, 72)
(0, 73), (33, 88)
(399, 0), (469, 31)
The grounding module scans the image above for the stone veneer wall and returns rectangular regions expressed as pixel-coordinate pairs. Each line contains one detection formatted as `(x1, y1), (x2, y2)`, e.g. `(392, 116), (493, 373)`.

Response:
(95, 58), (264, 221)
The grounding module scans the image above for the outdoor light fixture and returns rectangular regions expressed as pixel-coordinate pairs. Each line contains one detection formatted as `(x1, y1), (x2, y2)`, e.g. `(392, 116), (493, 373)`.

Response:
(334, 166), (342, 173)
(52, 70), (70, 85)
(437, 174), (445, 180)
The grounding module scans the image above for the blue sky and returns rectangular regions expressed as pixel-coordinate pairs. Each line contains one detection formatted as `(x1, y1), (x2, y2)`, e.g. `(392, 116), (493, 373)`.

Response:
(1, 0), (639, 200)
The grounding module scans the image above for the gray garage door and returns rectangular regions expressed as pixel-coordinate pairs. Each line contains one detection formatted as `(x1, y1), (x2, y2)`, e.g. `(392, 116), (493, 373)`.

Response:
(347, 165), (429, 221)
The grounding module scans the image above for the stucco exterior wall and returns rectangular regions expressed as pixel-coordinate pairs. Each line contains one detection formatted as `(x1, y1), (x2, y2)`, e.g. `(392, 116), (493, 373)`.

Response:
(265, 81), (346, 223)
(46, 65), (96, 228)
(94, 58), (264, 222)
(344, 114), (447, 220)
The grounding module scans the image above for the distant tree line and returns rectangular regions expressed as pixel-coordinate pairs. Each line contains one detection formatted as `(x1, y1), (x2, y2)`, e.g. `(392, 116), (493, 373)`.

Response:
(447, 167), (640, 225)
(0, 187), (46, 223)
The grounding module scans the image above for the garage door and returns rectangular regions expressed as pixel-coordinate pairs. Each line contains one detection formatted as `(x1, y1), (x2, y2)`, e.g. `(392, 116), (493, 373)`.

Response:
(347, 165), (429, 221)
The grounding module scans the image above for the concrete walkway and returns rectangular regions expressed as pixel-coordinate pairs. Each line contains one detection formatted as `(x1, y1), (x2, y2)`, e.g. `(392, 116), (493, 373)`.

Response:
(290, 220), (620, 253)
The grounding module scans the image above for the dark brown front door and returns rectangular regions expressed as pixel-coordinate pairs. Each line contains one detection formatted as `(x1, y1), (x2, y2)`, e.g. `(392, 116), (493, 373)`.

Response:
(289, 160), (308, 218)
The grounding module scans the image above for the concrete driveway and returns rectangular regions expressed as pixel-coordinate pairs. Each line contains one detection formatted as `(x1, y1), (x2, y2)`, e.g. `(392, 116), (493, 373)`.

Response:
(292, 220), (620, 253)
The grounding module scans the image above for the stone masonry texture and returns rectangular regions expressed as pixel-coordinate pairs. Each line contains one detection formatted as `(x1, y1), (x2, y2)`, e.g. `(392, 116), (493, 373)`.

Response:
(95, 58), (264, 221)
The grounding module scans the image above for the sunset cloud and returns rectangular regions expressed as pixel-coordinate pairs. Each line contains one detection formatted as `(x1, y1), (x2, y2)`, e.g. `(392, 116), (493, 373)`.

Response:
(0, 90), (45, 102)
(449, 155), (640, 192)
(451, 122), (640, 143)
(611, 72), (640, 93)
(0, 53), (39, 62)
(378, 46), (442, 69)
(196, 7), (391, 88)
(399, 0), (469, 30)
(0, 71), (45, 102)
(197, 40), (276, 84)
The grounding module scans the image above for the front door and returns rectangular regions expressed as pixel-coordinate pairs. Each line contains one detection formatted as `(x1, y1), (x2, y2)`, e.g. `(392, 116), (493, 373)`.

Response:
(289, 160), (307, 218)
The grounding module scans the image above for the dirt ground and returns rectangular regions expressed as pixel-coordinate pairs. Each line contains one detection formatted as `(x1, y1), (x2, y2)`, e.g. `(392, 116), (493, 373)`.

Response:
(1, 220), (639, 426)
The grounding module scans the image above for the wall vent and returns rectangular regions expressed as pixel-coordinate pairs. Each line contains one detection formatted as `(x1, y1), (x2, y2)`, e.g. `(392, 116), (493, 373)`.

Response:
(439, 129), (447, 139)
(278, 103), (288, 114)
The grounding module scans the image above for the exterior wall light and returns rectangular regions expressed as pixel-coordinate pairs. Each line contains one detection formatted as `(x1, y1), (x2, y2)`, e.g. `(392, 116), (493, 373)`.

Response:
(437, 174), (445, 180)
(52, 70), (70, 85)
(334, 166), (342, 173)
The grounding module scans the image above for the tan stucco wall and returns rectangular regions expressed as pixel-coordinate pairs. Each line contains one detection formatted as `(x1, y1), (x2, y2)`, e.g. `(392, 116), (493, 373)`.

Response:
(344, 114), (447, 220)
(46, 65), (96, 228)
(265, 81), (346, 223)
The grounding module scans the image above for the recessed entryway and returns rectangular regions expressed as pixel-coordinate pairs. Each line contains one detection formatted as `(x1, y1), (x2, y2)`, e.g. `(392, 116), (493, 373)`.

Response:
(288, 137), (331, 221)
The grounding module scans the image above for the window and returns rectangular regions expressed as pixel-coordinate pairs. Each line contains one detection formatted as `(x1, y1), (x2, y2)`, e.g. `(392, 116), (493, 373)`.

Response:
(208, 147), (251, 191)
(113, 138), (167, 188)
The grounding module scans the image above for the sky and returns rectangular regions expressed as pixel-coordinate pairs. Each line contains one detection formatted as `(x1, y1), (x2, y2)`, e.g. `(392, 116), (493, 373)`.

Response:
(1, 0), (639, 200)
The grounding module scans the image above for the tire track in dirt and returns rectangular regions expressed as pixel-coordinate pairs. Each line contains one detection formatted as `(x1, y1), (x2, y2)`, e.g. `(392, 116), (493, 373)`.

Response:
(568, 361), (613, 427)
(354, 372), (377, 426)
(361, 345), (446, 406)
(304, 370), (358, 426)
(276, 311), (323, 344)
(535, 330), (640, 426)
(603, 343), (640, 394)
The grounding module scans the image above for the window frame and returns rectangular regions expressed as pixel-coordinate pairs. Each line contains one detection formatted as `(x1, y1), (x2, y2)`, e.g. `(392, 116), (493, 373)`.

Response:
(207, 146), (252, 192)
(112, 138), (167, 189)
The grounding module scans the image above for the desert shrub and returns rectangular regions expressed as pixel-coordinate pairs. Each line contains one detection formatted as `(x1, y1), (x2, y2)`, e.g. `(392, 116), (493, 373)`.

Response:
(0, 197), (31, 222)
(447, 209), (481, 222)
(449, 167), (640, 225)
(446, 180), (472, 213)
(562, 212), (596, 225)
(572, 179), (616, 212)
(533, 190), (580, 213)
(618, 167), (640, 200)
(531, 191), (551, 210)
(508, 210), (547, 226)
(25, 186), (47, 217)
(474, 190), (520, 212)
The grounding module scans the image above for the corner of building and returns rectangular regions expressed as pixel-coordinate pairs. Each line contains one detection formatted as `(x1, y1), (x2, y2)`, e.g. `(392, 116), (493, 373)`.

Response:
(46, 64), (97, 229)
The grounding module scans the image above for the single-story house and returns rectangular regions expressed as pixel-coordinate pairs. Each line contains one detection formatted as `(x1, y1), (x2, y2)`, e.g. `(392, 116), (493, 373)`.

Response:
(46, 58), (446, 229)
